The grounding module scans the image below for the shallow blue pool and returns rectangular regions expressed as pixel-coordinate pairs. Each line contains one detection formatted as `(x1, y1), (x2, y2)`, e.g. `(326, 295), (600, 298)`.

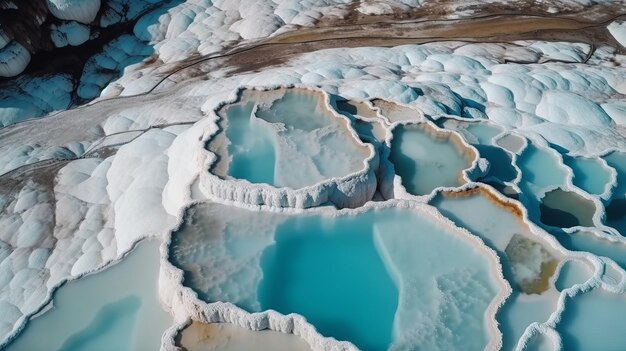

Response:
(389, 124), (472, 195)
(170, 202), (501, 350)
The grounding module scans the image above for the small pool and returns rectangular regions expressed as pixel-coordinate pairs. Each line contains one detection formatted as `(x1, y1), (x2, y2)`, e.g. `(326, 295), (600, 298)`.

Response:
(564, 156), (611, 196)
(371, 99), (422, 123)
(475, 144), (517, 183)
(438, 119), (502, 145)
(388, 123), (474, 195)
(554, 260), (592, 291)
(517, 144), (568, 191)
(539, 188), (596, 228)
(464, 122), (503, 145)
(211, 89), (370, 189)
(335, 99), (379, 120)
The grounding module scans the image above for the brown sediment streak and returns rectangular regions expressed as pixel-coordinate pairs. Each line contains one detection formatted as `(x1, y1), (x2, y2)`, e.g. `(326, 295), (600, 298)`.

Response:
(223, 9), (625, 75)
(269, 10), (626, 48)
(17, 5), (621, 115)
(439, 186), (525, 219)
(322, 0), (626, 26)
(175, 321), (221, 348)
(273, 16), (584, 44)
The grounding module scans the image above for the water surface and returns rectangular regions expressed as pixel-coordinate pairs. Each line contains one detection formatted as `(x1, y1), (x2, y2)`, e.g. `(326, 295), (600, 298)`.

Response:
(170, 202), (500, 351)
(389, 124), (472, 195)
(557, 231), (626, 269)
(554, 260), (592, 291)
(517, 144), (567, 191)
(215, 89), (369, 189)
(539, 188), (596, 228)
(7, 240), (170, 351)
(564, 156), (611, 196)
(558, 289), (626, 351)
(432, 190), (561, 349)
